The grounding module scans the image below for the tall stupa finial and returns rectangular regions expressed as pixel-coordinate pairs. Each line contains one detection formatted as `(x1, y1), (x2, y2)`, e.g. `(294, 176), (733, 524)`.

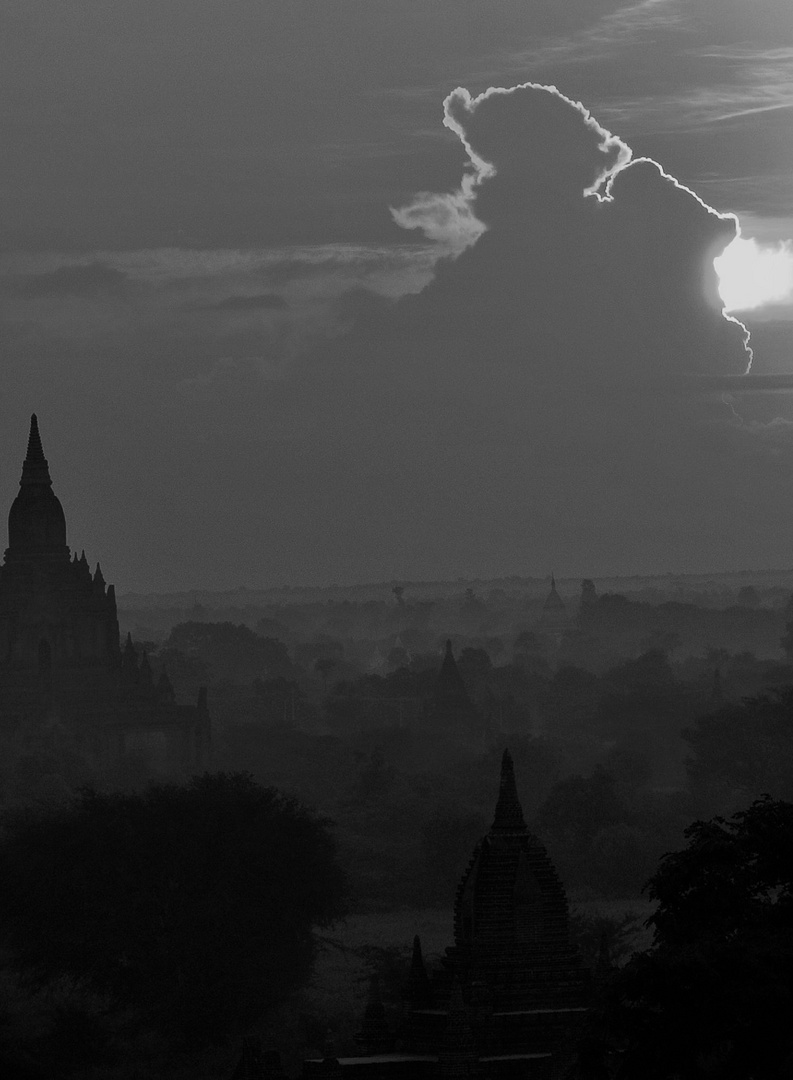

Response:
(491, 748), (527, 834)
(27, 414), (44, 461)
(7, 413), (68, 557)
(20, 414), (53, 489)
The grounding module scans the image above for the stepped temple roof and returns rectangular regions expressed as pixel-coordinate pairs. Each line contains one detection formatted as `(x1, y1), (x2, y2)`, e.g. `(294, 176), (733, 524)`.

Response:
(0, 415), (209, 779)
(299, 751), (590, 1079)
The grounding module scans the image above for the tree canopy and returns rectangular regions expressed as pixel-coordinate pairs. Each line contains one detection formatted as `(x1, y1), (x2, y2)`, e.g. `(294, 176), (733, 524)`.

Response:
(162, 621), (295, 683)
(0, 773), (346, 1046)
(683, 687), (793, 806)
(608, 797), (793, 1078)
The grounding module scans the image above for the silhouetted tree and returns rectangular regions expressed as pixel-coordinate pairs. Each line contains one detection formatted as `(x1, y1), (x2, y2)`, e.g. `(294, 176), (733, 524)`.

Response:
(683, 687), (793, 806)
(0, 773), (346, 1047)
(607, 797), (793, 1077)
(346, 749), (396, 805)
(314, 656), (338, 687)
(737, 584), (760, 607)
(638, 629), (681, 656)
(541, 664), (601, 736)
(163, 621), (294, 683)
(534, 766), (626, 848)
(252, 676), (303, 725)
(386, 645), (410, 669)
(579, 578), (597, 609)
(457, 646), (493, 698)
(460, 587), (486, 621)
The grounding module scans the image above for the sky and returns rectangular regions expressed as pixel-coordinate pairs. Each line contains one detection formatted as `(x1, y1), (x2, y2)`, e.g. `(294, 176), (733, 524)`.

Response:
(2, 0), (793, 593)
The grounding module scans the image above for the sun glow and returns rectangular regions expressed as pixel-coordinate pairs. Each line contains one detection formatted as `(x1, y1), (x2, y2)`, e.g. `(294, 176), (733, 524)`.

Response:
(714, 236), (793, 313)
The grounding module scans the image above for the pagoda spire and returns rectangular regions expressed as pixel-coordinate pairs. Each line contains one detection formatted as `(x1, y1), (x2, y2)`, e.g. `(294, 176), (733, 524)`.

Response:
(20, 414), (53, 489)
(406, 934), (433, 1008)
(122, 632), (139, 682)
(354, 975), (393, 1055)
(433, 639), (470, 708)
(543, 572), (566, 613)
(139, 650), (153, 688)
(27, 414), (44, 460)
(491, 748), (527, 834)
(6, 413), (68, 558)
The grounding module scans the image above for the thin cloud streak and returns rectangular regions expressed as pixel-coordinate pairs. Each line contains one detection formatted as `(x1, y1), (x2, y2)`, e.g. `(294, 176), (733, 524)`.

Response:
(498, 0), (683, 71)
(708, 101), (793, 124)
(494, 2), (793, 140)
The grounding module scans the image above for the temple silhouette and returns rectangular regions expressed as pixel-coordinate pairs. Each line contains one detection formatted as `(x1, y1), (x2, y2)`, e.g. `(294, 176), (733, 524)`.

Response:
(301, 750), (590, 1079)
(422, 639), (485, 749)
(0, 415), (209, 780)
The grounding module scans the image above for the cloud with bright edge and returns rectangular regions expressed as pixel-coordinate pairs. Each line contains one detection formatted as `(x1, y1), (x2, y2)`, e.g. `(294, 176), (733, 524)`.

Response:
(386, 82), (751, 377)
(283, 81), (787, 580)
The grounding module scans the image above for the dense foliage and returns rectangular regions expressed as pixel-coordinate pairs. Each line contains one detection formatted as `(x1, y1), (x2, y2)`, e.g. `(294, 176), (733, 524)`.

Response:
(162, 621), (296, 683)
(0, 773), (346, 1046)
(683, 687), (793, 806)
(607, 797), (793, 1078)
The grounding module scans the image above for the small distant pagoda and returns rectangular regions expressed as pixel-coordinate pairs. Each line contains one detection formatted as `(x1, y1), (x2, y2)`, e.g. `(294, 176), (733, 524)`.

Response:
(420, 640), (484, 749)
(0, 415), (209, 781)
(537, 575), (569, 642)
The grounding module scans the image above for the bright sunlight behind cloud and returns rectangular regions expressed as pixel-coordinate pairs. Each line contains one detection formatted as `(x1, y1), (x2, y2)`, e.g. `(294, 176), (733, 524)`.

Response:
(715, 236), (793, 312)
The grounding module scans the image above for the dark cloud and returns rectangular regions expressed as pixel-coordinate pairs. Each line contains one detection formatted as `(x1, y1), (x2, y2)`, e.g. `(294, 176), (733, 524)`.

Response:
(384, 83), (747, 383)
(265, 83), (776, 582)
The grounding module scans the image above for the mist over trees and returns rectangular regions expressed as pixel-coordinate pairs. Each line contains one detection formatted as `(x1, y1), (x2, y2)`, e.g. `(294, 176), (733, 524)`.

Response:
(86, 575), (793, 910)
(5, 574), (793, 1074)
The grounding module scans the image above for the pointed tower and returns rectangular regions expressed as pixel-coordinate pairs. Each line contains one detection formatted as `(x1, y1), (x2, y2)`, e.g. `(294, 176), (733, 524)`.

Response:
(139, 650), (154, 691)
(435, 641), (470, 710)
(543, 574), (565, 613)
(92, 562), (106, 596)
(423, 640), (481, 743)
(490, 748), (527, 834)
(5, 415), (68, 562)
(405, 935), (433, 1010)
(0, 416), (118, 676)
(538, 574), (568, 641)
(354, 976), (394, 1055)
(122, 632), (139, 682)
(450, 749), (587, 1011)
(306, 752), (589, 1077)
(0, 414), (208, 778)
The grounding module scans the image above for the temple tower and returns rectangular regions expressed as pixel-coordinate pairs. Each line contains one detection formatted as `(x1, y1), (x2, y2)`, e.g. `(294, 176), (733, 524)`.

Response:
(0, 416), (121, 677)
(449, 750), (586, 1012)
(422, 641), (483, 749)
(309, 752), (590, 1078)
(0, 415), (208, 777)
(537, 575), (568, 641)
